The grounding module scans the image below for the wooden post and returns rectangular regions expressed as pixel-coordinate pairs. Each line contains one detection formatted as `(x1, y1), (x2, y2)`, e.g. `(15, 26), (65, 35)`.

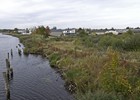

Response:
(3, 72), (10, 100)
(3, 72), (9, 88)
(8, 53), (9, 59)
(18, 44), (21, 47)
(10, 68), (13, 79)
(7, 70), (10, 81)
(6, 59), (10, 69)
(11, 49), (13, 57)
(6, 90), (10, 100)
(18, 49), (22, 56)
(5, 59), (10, 80)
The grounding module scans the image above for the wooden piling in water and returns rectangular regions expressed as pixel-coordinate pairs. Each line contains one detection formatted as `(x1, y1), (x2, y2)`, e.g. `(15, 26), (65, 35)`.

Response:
(10, 68), (13, 79)
(6, 70), (10, 81)
(18, 49), (22, 56)
(8, 53), (9, 59)
(3, 57), (13, 100)
(6, 90), (10, 100)
(18, 44), (21, 47)
(3, 72), (9, 88)
(5, 59), (11, 80)
(3, 72), (10, 100)
(11, 49), (13, 57)
(6, 59), (10, 69)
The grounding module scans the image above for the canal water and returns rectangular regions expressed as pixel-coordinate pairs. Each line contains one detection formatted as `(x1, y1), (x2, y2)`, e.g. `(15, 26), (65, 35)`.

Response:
(0, 34), (74, 100)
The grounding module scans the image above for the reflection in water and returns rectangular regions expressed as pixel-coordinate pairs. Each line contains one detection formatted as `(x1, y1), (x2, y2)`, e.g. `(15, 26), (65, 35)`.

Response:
(0, 34), (73, 100)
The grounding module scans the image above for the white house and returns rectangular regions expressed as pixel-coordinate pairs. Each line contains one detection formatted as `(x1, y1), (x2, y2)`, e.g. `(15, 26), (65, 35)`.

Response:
(116, 29), (128, 34)
(18, 28), (32, 35)
(93, 29), (128, 35)
(18, 29), (26, 34)
(105, 30), (119, 35)
(62, 28), (76, 36)
(96, 32), (105, 35)
(92, 29), (106, 35)
(132, 29), (140, 34)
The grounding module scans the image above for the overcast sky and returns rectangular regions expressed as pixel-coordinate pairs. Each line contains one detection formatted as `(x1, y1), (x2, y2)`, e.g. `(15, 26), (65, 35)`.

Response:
(0, 0), (140, 29)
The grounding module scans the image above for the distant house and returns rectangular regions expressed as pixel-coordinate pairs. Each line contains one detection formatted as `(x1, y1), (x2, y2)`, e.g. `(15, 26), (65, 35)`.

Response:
(116, 29), (128, 34)
(18, 29), (26, 34)
(96, 32), (105, 35)
(132, 29), (140, 34)
(91, 29), (106, 35)
(62, 28), (76, 36)
(50, 29), (63, 37)
(17, 29), (32, 35)
(105, 29), (129, 35)
(105, 30), (119, 35)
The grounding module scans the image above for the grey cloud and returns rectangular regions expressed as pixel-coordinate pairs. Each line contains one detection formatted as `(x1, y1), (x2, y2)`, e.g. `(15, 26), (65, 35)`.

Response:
(0, 0), (140, 29)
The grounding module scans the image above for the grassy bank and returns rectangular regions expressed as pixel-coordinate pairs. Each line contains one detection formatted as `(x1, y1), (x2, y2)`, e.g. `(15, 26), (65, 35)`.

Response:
(11, 33), (140, 100)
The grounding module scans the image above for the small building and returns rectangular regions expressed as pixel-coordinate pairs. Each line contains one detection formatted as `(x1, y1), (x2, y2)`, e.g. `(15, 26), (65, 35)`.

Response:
(96, 32), (105, 35)
(17, 28), (32, 35)
(132, 29), (140, 34)
(50, 29), (63, 37)
(18, 29), (26, 34)
(105, 30), (119, 35)
(116, 29), (128, 34)
(92, 29), (128, 35)
(91, 29), (106, 35)
(62, 28), (76, 36)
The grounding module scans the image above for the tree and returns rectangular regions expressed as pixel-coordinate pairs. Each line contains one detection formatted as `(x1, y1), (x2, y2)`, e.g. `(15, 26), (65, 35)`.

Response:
(127, 29), (133, 35)
(126, 27), (130, 29)
(14, 28), (18, 33)
(111, 27), (115, 31)
(32, 26), (50, 38)
(105, 28), (108, 31)
(78, 29), (88, 37)
(77, 28), (82, 32)
(126, 27), (133, 29)
(52, 26), (57, 30)
(45, 26), (50, 37)
(25, 28), (29, 33)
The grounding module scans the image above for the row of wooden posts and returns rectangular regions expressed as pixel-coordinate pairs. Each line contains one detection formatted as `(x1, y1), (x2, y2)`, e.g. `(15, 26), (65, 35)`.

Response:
(3, 47), (22, 100)
(7, 49), (13, 59)
(3, 50), (13, 100)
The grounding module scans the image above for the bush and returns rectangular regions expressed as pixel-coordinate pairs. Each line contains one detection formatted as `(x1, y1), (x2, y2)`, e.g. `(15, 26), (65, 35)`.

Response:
(122, 34), (140, 51)
(99, 51), (132, 95)
(82, 36), (94, 47)
(98, 35), (114, 49)
(21, 35), (45, 54)
(76, 90), (123, 100)
(49, 52), (61, 67)
(112, 39), (123, 50)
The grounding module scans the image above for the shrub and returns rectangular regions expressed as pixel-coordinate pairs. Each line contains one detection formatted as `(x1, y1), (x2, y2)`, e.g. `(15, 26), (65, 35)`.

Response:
(99, 51), (132, 96)
(76, 90), (123, 100)
(126, 29), (133, 35)
(79, 36), (95, 47)
(112, 39), (123, 50)
(49, 52), (61, 67)
(98, 35), (114, 48)
(58, 56), (75, 68)
(122, 34), (140, 51)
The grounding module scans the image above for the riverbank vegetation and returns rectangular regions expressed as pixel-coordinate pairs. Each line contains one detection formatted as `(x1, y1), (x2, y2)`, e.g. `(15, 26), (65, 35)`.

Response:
(10, 30), (140, 100)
